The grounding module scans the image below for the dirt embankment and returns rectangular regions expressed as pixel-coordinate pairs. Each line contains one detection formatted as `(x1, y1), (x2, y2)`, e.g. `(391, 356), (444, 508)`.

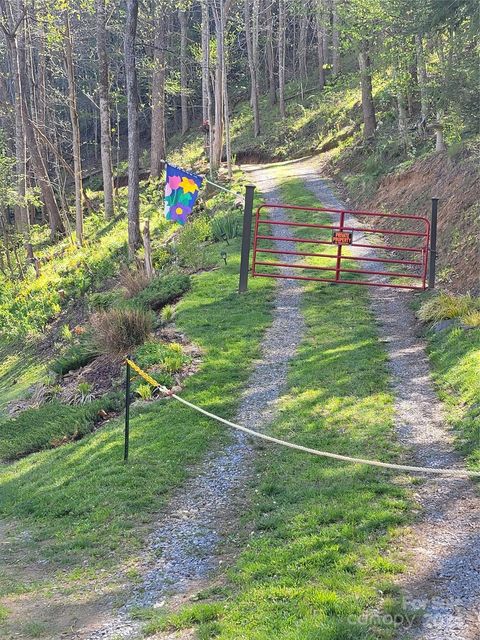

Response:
(352, 150), (480, 294)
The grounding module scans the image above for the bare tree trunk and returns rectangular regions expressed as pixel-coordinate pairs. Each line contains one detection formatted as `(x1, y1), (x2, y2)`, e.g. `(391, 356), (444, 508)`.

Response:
(316, 0), (326, 90)
(415, 33), (428, 120)
(265, 0), (276, 105)
(151, 7), (166, 178)
(125, 0), (141, 259)
(179, 8), (189, 135)
(277, 0), (286, 118)
(142, 219), (154, 279)
(64, 13), (84, 246)
(298, 11), (309, 81)
(95, 0), (114, 219)
(358, 42), (376, 140)
(201, 0), (210, 123)
(434, 113), (446, 151)
(245, 0), (260, 137)
(331, 0), (340, 77)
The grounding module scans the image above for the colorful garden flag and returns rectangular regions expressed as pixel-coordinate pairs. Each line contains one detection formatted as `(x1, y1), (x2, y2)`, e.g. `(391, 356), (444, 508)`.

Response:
(164, 163), (203, 225)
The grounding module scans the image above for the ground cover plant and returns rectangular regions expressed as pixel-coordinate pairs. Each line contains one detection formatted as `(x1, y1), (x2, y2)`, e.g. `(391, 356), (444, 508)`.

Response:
(141, 178), (414, 639)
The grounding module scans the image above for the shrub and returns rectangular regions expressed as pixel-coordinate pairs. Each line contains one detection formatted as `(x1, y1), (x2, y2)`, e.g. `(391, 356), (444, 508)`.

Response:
(88, 290), (122, 311)
(176, 216), (213, 270)
(136, 383), (153, 400)
(51, 337), (99, 376)
(0, 394), (122, 460)
(160, 304), (175, 324)
(418, 294), (478, 323)
(91, 308), (153, 354)
(133, 273), (191, 310)
(120, 267), (151, 298)
(211, 210), (242, 242)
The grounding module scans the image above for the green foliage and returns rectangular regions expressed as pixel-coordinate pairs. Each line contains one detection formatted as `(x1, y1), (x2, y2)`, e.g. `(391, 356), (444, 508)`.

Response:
(176, 216), (213, 271)
(132, 273), (191, 310)
(88, 290), (122, 311)
(51, 336), (99, 376)
(0, 394), (122, 460)
(211, 210), (243, 243)
(136, 383), (153, 400)
(142, 603), (224, 635)
(91, 307), (153, 355)
(418, 293), (478, 323)
(160, 304), (176, 324)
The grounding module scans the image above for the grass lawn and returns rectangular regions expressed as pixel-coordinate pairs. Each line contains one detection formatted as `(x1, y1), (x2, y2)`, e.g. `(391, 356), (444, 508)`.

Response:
(425, 322), (480, 470)
(140, 179), (415, 639)
(0, 237), (275, 610)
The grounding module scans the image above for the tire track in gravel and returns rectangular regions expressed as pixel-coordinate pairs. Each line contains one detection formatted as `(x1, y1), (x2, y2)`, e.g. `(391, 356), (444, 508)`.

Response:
(82, 166), (306, 640)
(286, 156), (480, 640)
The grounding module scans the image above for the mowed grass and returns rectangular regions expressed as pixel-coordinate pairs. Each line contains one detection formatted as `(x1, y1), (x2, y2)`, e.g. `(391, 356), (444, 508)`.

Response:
(425, 321), (480, 470)
(141, 179), (414, 639)
(0, 238), (275, 596)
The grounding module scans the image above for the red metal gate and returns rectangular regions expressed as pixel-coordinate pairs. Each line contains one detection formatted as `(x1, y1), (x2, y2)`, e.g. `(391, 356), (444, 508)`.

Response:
(251, 204), (432, 291)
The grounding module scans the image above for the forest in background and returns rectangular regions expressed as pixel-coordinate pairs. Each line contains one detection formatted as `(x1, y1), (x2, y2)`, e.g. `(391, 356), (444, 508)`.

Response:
(0, 0), (478, 283)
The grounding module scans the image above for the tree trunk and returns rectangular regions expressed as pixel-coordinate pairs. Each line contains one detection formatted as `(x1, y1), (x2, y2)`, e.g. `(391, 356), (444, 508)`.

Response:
(331, 0), (340, 77)
(277, 0), (286, 118)
(151, 7), (166, 179)
(179, 8), (189, 136)
(95, 0), (114, 219)
(265, 0), (276, 105)
(125, 0), (141, 259)
(245, 0), (260, 137)
(298, 11), (309, 81)
(143, 219), (154, 279)
(415, 33), (428, 120)
(64, 13), (84, 246)
(358, 43), (376, 140)
(316, 1), (326, 90)
(201, 0), (210, 123)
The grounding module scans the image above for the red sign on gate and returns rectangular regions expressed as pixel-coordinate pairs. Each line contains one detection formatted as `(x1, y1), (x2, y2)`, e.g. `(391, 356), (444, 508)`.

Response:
(332, 231), (353, 245)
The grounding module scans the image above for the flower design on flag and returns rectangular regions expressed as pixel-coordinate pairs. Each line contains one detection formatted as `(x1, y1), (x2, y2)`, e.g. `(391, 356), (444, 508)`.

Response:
(168, 175), (182, 190)
(165, 183), (172, 197)
(167, 203), (192, 225)
(179, 176), (199, 194)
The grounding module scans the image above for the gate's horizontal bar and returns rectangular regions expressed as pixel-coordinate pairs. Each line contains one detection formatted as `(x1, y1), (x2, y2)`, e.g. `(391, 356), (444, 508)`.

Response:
(259, 203), (430, 227)
(258, 218), (427, 238)
(256, 234), (426, 253)
(252, 271), (426, 290)
(255, 247), (424, 266)
(254, 260), (422, 279)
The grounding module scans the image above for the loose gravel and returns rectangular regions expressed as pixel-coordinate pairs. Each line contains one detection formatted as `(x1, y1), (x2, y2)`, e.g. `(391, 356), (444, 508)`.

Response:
(82, 166), (305, 640)
(290, 156), (480, 640)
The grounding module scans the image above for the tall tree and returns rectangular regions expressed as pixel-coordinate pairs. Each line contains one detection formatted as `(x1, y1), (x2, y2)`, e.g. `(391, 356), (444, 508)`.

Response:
(95, 0), (114, 219)
(178, 7), (189, 135)
(245, 0), (260, 136)
(358, 41), (376, 140)
(124, 0), (141, 258)
(151, 4), (167, 179)
(277, 0), (286, 118)
(64, 12), (83, 246)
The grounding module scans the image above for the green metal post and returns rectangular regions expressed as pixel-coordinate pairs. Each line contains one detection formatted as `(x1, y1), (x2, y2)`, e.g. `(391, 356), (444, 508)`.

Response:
(124, 358), (131, 461)
(239, 184), (256, 293)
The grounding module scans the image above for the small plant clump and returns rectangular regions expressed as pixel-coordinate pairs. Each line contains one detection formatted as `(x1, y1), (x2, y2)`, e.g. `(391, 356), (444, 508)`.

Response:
(91, 307), (153, 355)
(418, 293), (479, 323)
(120, 267), (152, 298)
(132, 273), (191, 310)
(136, 383), (153, 401)
(160, 304), (176, 324)
(175, 216), (213, 271)
(211, 209), (242, 242)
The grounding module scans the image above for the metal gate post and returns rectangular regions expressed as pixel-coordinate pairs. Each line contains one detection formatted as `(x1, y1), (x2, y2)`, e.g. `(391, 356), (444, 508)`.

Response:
(124, 358), (131, 461)
(428, 198), (439, 289)
(334, 211), (346, 283)
(239, 184), (256, 293)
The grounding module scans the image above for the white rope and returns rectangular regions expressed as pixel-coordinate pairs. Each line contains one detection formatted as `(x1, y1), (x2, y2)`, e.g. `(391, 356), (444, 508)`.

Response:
(166, 392), (480, 479)
(204, 178), (243, 198)
(126, 359), (480, 479)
